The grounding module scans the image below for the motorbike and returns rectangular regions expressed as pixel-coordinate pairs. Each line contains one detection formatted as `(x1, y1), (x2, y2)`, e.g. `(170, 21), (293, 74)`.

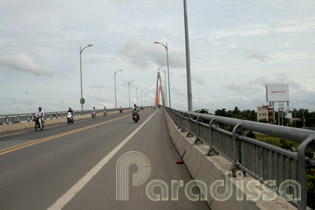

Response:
(34, 116), (43, 131)
(91, 111), (96, 118)
(67, 112), (74, 124)
(132, 112), (140, 123)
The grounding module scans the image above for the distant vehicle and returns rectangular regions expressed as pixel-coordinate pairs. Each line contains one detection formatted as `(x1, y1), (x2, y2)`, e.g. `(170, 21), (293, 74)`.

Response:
(132, 112), (139, 123)
(34, 115), (43, 131)
(67, 112), (74, 124)
(92, 106), (96, 118)
(104, 106), (107, 116)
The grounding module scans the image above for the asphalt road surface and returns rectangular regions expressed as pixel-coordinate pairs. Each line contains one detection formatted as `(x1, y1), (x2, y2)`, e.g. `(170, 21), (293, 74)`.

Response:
(0, 108), (209, 210)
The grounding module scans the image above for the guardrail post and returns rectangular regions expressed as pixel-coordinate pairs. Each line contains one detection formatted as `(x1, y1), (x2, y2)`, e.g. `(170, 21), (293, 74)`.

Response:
(186, 114), (193, 137)
(174, 111), (179, 126)
(207, 119), (219, 156)
(171, 110), (178, 126)
(17, 115), (20, 123)
(194, 116), (202, 144)
(177, 112), (182, 129)
(229, 123), (244, 176)
(297, 136), (315, 210)
(180, 113), (187, 132)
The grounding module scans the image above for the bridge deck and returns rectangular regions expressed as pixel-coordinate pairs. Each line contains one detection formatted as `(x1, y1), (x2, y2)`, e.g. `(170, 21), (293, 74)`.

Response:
(0, 109), (208, 210)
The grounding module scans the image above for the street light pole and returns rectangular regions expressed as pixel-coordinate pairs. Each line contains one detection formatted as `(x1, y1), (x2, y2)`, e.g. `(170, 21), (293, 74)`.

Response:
(183, 0), (193, 111)
(128, 80), (134, 107)
(154, 41), (171, 107)
(114, 69), (122, 108)
(136, 86), (141, 105)
(79, 44), (93, 113)
(141, 89), (143, 107)
(144, 90), (147, 106)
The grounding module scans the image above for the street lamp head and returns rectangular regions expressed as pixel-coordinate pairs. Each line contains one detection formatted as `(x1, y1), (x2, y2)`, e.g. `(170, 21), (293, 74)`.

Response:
(114, 69), (123, 75)
(154, 41), (167, 50)
(88, 44), (93, 47)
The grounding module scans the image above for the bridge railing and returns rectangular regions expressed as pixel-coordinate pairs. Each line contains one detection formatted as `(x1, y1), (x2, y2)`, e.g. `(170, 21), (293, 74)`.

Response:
(0, 108), (131, 125)
(165, 107), (315, 210)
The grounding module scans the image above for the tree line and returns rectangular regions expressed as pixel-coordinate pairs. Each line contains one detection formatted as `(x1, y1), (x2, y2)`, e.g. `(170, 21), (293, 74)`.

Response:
(195, 107), (315, 128)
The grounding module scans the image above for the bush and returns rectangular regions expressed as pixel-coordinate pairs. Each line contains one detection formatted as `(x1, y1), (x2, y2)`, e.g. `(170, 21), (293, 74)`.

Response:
(246, 131), (256, 139)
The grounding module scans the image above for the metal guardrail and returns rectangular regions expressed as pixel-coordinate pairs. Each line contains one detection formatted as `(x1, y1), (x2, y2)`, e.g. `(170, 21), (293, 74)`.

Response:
(165, 107), (315, 210)
(0, 108), (132, 125)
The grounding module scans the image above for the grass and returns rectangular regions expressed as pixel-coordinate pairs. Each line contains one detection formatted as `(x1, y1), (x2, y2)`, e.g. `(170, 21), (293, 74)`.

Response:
(251, 133), (300, 151)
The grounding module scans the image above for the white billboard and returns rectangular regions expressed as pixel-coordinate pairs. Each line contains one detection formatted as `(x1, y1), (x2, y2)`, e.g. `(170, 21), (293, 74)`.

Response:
(266, 84), (289, 102)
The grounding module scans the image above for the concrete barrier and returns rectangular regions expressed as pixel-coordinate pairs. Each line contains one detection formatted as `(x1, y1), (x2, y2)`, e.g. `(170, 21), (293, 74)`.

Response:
(164, 110), (296, 210)
(0, 110), (126, 134)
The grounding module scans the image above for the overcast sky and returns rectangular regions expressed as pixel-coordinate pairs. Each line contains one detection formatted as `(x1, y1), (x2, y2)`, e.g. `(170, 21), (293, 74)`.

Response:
(1, 0), (315, 114)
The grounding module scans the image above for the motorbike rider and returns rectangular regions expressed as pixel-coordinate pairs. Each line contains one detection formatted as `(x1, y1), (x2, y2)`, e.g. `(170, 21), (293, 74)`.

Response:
(67, 107), (74, 121)
(132, 104), (140, 119)
(35, 107), (45, 127)
(92, 106), (96, 117)
(132, 104), (139, 114)
(104, 106), (107, 115)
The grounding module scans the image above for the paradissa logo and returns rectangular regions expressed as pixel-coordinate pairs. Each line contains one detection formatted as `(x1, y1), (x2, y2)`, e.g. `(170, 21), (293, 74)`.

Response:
(116, 151), (301, 202)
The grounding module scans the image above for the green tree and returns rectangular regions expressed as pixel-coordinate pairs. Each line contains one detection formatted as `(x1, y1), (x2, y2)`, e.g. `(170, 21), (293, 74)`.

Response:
(195, 109), (209, 114)
(215, 108), (229, 117)
(233, 106), (240, 118)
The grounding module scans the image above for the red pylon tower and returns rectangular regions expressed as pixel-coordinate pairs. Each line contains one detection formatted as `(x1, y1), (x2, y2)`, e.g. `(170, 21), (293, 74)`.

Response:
(155, 72), (165, 106)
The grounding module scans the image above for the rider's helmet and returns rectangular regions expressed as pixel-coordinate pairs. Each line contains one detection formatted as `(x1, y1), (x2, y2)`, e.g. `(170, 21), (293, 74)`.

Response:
(69, 106), (72, 110)
(39, 107), (42, 110)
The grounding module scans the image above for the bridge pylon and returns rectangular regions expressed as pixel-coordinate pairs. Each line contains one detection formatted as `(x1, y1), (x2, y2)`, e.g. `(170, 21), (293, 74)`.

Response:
(155, 72), (165, 106)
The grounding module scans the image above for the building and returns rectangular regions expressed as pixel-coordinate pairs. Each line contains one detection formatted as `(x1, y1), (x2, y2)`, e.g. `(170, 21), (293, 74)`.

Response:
(257, 105), (276, 123)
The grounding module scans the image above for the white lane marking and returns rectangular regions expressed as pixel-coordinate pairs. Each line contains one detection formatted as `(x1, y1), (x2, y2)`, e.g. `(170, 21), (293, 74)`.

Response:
(47, 110), (158, 210)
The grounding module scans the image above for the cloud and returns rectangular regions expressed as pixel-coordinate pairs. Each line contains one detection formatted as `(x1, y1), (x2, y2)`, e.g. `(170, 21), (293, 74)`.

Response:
(224, 74), (291, 94)
(221, 74), (315, 111)
(179, 73), (205, 85)
(0, 53), (53, 76)
(243, 49), (270, 62)
(192, 75), (205, 85)
(118, 39), (185, 69)
(211, 20), (315, 39)
(89, 85), (105, 89)
(173, 87), (186, 97)
(270, 52), (314, 63)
